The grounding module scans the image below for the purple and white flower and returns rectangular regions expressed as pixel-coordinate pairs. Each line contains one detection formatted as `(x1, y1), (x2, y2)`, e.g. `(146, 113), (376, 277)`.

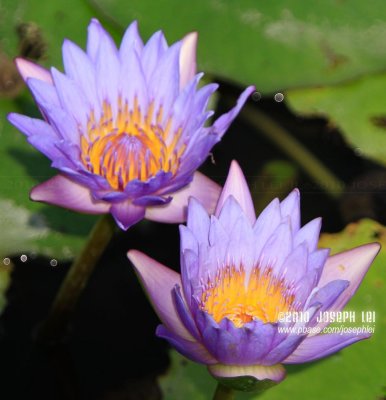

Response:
(8, 19), (254, 229)
(129, 161), (379, 383)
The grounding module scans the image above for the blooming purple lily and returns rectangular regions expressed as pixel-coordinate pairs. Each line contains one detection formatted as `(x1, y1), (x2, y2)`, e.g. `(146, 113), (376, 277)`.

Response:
(128, 161), (379, 383)
(8, 20), (254, 230)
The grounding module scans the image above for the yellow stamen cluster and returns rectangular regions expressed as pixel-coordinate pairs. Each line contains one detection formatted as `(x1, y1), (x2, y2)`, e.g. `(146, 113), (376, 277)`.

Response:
(200, 265), (295, 328)
(80, 98), (186, 190)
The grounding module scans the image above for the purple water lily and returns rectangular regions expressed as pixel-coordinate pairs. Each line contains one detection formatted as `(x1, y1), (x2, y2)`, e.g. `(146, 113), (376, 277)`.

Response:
(8, 19), (254, 230)
(128, 161), (379, 383)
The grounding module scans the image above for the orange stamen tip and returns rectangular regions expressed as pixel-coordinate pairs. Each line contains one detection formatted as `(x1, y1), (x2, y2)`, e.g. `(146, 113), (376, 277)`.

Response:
(80, 98), (185, 190)
(200, 265), (294, 327)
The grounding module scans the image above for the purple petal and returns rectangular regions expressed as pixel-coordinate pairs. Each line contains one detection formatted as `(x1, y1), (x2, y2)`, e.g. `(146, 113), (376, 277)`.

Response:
(27, 77), (60, 109)
(141, 30), (168, 82)
(280, 189), (301, 233)
(309, 248), (330, 273)
(261, 305), (320, 364)
(30, 175), (110, 214)
(187, 197), (210, 244)
(207, 216), (230, 265)
(208, 215), (229, 246)
(260, 333), (306, 365)
(217, 196), (245, 234)
(180, 248), (199, 306)
(209, 363), (286, 383)
(36, 103), (80, 144)
(225, 213), (255, 271)
(294, 217), (322, 252)
(119, 20), (144, 59)
(318, 243), (380, 312)
(305, 280), (349, 319)
(260, 221), (293, 272)
(178, 128), (219, 176)
(170, 73), (203, 135)
(215, 160), (256, 224)
(192, 83), (219, 117)
(279, 243), (308, 284)
(148, 41), (182, 116)
(133, 195), (172, 207)
(51, 68), (89, 128)
(8, 113), (61, 160)
(252, 198), (281, 262)
(123, 171), (172, 198)
(86, 19), (106, 61)
(179, 32), (197, 88)
(62, 39), (97, 106)
(145, 171), (220, 224)
(293, 273), (319, 307)
(180, 225), (199, 254)
(122, 57), (149, 115)
(94, 30), (120, 113)
(283, 332), (371, 364)
(15, 58), (52, 84)
(212, 86), (255, 137)
(110, 201), (145, 230)
(195, 312), (277, 365)
(156, 324), (216, 364)
(217, 318), (278, 364)
(127, 250), (194, 341)
(172, 285), (201, 340)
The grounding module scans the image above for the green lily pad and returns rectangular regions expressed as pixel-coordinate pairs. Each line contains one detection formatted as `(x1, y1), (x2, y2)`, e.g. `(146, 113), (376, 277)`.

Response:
(93, 0), (386, 93)
(160, 219), (386, 399)
(287, 73), (386, 166)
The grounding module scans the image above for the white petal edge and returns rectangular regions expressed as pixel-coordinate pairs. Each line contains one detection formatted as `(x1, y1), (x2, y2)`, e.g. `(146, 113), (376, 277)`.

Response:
(145, 171), (221, 223)
(15, 58), (53, 84)
(127, 249), (194, 341)
(179, 32), (197, 89)
(30, 175), (110, 214)
(208, 363), (286, 383)
(215, 160), (256, 224)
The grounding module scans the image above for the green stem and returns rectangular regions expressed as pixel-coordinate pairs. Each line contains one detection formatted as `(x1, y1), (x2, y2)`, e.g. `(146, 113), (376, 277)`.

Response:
(36, 214), (115, 345)
(213, 383), (235, 400)
(240, 103), (345, 199)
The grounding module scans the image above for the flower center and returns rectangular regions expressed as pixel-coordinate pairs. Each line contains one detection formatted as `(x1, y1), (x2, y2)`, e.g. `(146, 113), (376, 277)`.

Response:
(80, 98), (186, 190)
(200, 265), (295, 327)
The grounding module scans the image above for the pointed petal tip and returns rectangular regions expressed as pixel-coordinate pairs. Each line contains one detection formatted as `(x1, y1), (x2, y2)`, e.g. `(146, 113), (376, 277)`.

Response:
(368, 241), (381, 253)
(30, 186), (42, 202)
(212, 85), (255, 137)
(317, 241), (381, 313)
(127, 248), (139, 261)
(286, 187), (300, 201)
(353, 241), (381, 265)
(90, 17), (101, 26)
(15, 57), (52, 84)
(110, 201), (145, 230)
(180, 30), (198, 64)
(29, 175), (110, 214)
(127, 250), (193, 341)
(229, 160), (244, 177)
(129, 20), (139, 29)
(127, 249), (149, 270)
(7, 112), (18, 125)
(215, 160), (256, 223)
(181, 31), (198, 52)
